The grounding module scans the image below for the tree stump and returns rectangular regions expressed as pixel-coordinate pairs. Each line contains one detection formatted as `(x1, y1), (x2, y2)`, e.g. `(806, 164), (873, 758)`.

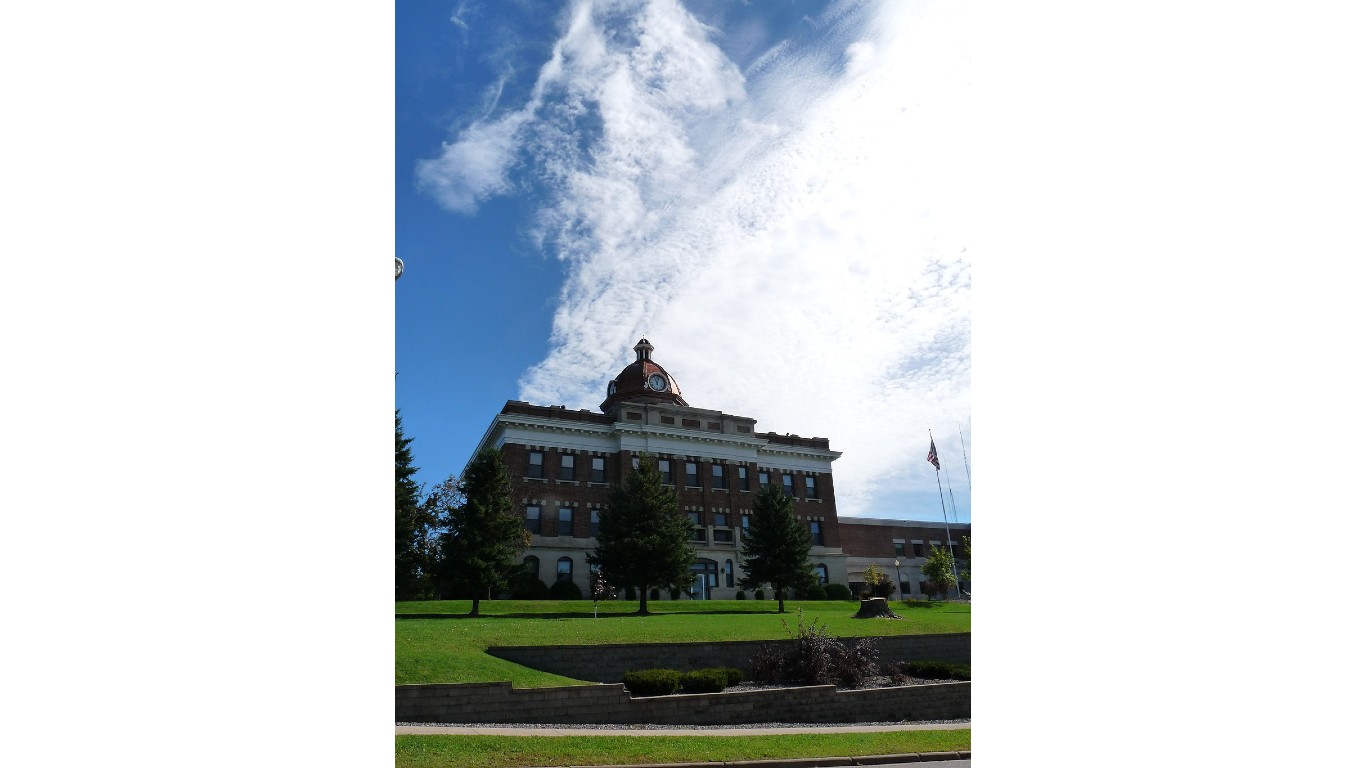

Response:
(852, 597), (900, 619)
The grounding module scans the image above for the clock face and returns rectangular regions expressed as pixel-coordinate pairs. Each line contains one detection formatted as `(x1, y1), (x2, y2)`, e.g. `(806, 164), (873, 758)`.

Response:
(648, 374), (667, 392)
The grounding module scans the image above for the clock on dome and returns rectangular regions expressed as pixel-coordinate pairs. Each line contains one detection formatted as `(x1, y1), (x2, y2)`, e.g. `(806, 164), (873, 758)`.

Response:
(648, 373), (667, 392)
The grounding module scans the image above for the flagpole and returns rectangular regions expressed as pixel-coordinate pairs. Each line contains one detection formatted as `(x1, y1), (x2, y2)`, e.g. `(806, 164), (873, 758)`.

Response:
(929, 429), (962, 599)
(957, 423), (971, 493)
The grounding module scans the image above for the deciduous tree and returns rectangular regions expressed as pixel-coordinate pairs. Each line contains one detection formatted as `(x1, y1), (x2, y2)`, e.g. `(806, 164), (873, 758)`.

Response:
(739, 483), (817, 614)
(920, 544), (958, 600)
(589, 455), (695, 615)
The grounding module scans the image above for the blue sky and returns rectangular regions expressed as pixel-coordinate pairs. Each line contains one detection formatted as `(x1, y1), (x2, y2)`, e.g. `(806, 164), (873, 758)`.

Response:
(397, 0), (972, 523)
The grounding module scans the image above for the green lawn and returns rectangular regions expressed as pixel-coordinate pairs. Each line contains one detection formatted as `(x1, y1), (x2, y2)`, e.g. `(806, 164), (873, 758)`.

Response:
(396, 599), (969, 686)
(395, 730), (971, 768)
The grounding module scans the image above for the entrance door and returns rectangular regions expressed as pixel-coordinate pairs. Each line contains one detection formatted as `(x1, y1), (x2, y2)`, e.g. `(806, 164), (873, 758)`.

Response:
(690, 559), (718, 600)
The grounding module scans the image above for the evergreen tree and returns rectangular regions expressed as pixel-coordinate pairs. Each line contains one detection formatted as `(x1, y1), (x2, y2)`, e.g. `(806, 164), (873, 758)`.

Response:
(590, 455), (695, 615)
(431, 447), (530, 617)
(739, 483), (817, 614)
(920, 544), (958, 600)
(395, 411), (432, 600)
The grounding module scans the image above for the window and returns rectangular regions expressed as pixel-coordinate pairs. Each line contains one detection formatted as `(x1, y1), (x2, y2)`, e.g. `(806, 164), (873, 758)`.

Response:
(738, 466), (749, 491)
(913, 541), (924, 557)
(725, 559), (734, 588)
(815, 564), (829, 585)
(713, 512), (732, 543)
(558, 507), (573, 536)
(782, 474), (794, 497)
(659, 459), (672, 485)
(525, 506), (540, 534)
(741, 513), (750, 531)
(805, 476), (818, 499)
(707, 421), (720, 431)
(810, 521), (824, 546)
(687, 511), (705, 542)
(524, 556), (539, 579)
(661, 415), (675, 425)
(557, 557), (573, 582)
(900, 578), (912, 595)
(737, 425), (750, 433)
(632, 456), (640, 469)
(758, 471), (769, 488)
(682, 418), (701, 429)
(559, 454), (574, 481)
(685, 462), (699, 486)
(712, 464), (727, 489)
(626, 411), (642, 421)
(591, 457), (606, 483)
(527, 451), (543, 478)
(893, 541), (906, 557)
(590, 509), (601, 537)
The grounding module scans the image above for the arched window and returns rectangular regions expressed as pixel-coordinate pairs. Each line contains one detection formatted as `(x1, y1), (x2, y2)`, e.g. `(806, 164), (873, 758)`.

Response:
(815, 563), (829, 585)
(557, 557), (573, 582)
(523, 556), (540, 579)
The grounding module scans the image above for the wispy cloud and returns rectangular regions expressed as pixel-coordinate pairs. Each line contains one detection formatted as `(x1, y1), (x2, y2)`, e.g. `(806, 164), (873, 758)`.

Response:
(418, 0), (971, 517)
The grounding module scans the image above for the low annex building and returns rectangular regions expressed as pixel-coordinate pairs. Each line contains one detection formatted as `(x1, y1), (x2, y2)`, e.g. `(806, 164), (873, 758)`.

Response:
(467, 338), (968, 599)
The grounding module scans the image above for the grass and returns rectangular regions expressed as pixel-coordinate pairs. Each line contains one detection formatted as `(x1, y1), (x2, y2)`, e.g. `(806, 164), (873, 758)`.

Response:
(396, 599), (969, 686)
(395, 730), (971, 768)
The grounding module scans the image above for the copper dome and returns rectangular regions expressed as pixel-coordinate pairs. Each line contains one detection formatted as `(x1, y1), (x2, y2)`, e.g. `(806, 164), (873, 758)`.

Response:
(599, 338), (688, 413)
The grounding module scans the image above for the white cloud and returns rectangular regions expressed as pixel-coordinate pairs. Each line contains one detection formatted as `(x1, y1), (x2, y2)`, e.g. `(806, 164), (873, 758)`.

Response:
(420, 0), (971, 517)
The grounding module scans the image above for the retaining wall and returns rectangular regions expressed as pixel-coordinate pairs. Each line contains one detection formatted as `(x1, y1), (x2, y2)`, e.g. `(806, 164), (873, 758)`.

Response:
(395, 681), (970, 725)
(486, 634), (970, 684)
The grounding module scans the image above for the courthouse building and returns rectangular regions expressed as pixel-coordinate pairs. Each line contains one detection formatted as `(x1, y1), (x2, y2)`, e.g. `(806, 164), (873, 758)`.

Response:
(467, 338), (969, 599)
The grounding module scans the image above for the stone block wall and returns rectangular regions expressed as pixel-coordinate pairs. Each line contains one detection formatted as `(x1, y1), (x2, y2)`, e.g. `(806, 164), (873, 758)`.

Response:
(395, 681), (970, 725)
(486, 634), (970, 684)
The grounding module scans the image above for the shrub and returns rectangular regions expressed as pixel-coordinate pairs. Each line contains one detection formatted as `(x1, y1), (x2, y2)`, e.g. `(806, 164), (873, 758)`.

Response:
(749, 609), (880, 687)
(735, 590), (747, 600)
(509, 576), (550, 600)
(624, 585), (637, 601)
(623, 669), (681, 696)
(548, 579), (583, 600)
(755, 588), (766, 601)
(670, 587), (681, 600)
(860, 564), (895, 598)
(680, 668), (730, 693)
(800, 583), (827, 600)
(650, 588), (660, 600)
(824, 583), (852, 601)
(899, 660), (970, 680)
(722, 667), (743, 686)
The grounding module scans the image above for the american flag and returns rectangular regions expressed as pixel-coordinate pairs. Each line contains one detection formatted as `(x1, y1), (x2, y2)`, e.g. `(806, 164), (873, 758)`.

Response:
(927, 439), (940, 470)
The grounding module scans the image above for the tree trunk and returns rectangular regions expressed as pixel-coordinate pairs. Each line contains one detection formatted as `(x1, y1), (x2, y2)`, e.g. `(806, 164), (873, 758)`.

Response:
(638, 587), (648, 615)
(852, 597), (900, 619)
(471, 596), (481, 617)
(777, 591), (786, 614)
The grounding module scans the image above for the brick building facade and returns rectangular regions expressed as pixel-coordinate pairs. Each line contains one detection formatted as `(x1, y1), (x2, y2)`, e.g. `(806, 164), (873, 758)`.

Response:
(467, 339), (968, 599)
